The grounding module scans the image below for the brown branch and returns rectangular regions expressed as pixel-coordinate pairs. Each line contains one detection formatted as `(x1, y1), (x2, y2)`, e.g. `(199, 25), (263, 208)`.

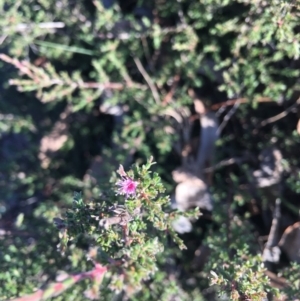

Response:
(259, 97), (300, 127)
(79, 81), (145, 90)
(0, 53), (146, 92)
(133, 57), (160, 104)
(217, 99), (241, 135)
(210, 97), (272, 110)
(203, 156), (246, 173)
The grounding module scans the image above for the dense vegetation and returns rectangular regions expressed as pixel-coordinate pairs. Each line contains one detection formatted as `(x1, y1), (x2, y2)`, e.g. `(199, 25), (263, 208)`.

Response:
(0, 0), (300, 300)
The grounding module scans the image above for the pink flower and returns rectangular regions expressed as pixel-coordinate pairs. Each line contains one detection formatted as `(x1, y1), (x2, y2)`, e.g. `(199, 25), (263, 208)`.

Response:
(116, 177), (138, 198)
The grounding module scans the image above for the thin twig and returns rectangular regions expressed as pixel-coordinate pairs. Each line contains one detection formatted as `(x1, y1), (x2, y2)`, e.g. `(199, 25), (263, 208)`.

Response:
(217, 99), (241, 135)
(0, 52), (146, 92)
(97, 24), (191, 40)
(203, 157), (246, 173)
(80, 81), (146, 90)
(133, 57), (160, 104)
(210, 97), (272, 110)
(8, 79), (145, 91)
(259, 98), (300, 127)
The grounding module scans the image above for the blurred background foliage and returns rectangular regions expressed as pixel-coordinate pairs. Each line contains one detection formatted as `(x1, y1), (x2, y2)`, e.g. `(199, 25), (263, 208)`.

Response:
(1, 0), (300, 300)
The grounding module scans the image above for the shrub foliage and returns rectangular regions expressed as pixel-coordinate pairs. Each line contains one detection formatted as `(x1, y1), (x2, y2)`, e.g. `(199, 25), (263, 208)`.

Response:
(1, 0), (300, 300)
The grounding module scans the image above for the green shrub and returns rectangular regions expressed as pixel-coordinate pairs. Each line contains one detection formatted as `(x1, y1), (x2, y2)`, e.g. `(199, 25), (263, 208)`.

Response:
(1, 0), (300, 300)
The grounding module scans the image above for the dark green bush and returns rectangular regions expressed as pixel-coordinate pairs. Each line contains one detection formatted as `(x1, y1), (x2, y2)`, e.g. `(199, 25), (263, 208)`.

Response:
(1, 1), (300, 300)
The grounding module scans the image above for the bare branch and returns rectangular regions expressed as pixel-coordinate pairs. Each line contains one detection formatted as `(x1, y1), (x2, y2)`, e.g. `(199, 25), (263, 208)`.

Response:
(204, 157), (245, 173)
(217, 99), (241, 135)
(259, 98), (300, 127)
(210, 97), (272, 110)
(133, 57), (160, 104)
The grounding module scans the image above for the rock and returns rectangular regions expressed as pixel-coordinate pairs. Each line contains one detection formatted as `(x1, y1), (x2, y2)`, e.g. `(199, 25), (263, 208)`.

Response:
(278, 222), (300, 263)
